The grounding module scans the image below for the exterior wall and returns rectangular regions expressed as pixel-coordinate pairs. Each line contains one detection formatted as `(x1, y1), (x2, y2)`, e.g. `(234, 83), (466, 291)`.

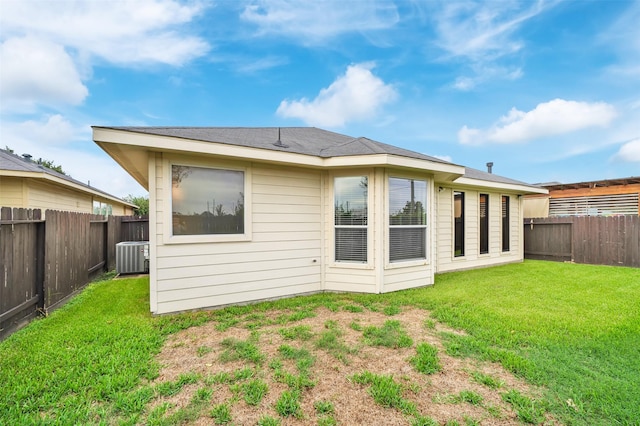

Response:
(151, 154), (323, 314)
(0, 176), (132, 215)
(435, 186), (524, 273)
(523, 196), (549, 218)
(0, 177), (26, 207)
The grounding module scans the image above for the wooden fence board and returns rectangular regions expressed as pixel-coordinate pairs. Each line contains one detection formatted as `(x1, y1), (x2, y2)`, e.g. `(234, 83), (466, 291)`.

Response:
(0, 208), (43, 339)
(525, 216), (640, 267)
(1, 209), (149, 340)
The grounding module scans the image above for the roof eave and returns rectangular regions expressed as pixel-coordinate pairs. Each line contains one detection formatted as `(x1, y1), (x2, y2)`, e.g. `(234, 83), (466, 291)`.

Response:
(453, 176), (548, 194)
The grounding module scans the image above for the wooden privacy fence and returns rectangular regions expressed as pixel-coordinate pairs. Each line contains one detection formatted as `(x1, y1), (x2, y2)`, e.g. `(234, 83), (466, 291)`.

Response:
(524, 216), (640, 267)
(0, 208), (149, 340)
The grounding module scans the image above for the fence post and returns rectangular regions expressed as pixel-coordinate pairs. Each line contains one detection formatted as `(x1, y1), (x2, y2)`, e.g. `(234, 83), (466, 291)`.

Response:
(35, 210), (45, 311)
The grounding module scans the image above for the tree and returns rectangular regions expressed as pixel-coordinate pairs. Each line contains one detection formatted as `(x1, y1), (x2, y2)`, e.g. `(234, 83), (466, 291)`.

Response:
(3, 146), (66, 174)
(123, 195), (149, 216)
(35, 158), (65, 175)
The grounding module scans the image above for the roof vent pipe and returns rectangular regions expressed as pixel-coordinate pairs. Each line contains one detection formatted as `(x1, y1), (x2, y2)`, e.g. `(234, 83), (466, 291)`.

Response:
(486, 162), (493, 174)
(22, 154), (33, 161)
(273, 127), (289, 148)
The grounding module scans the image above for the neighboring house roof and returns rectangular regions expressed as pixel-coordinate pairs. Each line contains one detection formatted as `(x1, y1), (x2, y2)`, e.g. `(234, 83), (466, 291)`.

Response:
(536, 176), (640, 191)
(93, 126), (547, 194)
(0, 149), (136, 207)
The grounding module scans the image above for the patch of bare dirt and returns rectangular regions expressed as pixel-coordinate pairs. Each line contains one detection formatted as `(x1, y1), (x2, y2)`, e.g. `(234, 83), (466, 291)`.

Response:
(148, 306), (553, 425)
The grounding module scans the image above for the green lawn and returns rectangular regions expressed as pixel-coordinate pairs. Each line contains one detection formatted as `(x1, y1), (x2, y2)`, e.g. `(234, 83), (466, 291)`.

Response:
(0, 260), (638, 425)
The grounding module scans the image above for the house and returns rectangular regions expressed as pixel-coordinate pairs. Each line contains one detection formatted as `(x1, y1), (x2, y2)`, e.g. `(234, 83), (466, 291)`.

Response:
(93, 127), (547, 314)
(524, 177), (640, 217)
(0, 148), (136, 215)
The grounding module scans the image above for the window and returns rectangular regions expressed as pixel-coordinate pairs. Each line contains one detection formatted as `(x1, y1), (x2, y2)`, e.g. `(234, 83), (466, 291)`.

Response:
(389, 178), (427, 262)
(479, 193), (489, 254)
(502, 196), (510, 252)
(334, 176), (368, 262)
(93, 200), (112, 216)
(171, 165), (244, 236)
(454, 191), (465, 257)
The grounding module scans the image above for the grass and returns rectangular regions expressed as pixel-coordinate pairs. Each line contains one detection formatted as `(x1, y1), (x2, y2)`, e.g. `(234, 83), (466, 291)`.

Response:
(410, 342), (441, 374)
(1, 260), (638, 425)
(362, 319), (413, 348)
(351, 371), (417, 415)
(0, 276), (161, 425)
(397, 260), (640, 425)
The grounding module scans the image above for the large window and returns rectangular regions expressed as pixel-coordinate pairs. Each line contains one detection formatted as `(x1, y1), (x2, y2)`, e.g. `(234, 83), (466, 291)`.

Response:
(334, 176), (368, 262)
(171, 165), (245, 236)
(479, 193), (489, 254)
(389, 178), (427, 262)
(454, 191), (465, 257)
(502, 195), (510, 252)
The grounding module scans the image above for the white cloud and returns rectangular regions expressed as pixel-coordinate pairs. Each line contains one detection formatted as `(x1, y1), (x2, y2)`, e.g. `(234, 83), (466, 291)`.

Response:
(459, 99), (617, 145)
(612, 139), (640, 163)
(0, 0), (209, 66)
(432, 154), (453, 163)
(431, 1), (553, 61)
(2, 115), (145, 197)
(427, 1), (557, 89)
(241, 0), (399, 44)
(600, 1), (640, 79)
(0, 0), (209, 110)
(8, 114), (83, 146)
(0, 36), (88, 110)
(277, 63), (397, 127)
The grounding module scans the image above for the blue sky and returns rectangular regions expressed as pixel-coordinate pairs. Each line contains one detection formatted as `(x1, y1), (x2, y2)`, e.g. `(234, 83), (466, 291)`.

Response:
(1, 0), (639, 198)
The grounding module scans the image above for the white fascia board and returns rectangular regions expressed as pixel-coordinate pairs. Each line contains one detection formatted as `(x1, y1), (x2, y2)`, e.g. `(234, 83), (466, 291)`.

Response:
(324, 154), (464, 175)
(453, 177), (549, 194)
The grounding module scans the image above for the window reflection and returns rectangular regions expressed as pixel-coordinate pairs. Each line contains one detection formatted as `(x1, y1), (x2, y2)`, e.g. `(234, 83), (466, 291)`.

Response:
(172, 165), (244, 235)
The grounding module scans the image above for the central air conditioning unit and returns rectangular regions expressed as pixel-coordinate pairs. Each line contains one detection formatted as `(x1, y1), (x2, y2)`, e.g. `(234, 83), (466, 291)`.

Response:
(116, 241), (149, 274)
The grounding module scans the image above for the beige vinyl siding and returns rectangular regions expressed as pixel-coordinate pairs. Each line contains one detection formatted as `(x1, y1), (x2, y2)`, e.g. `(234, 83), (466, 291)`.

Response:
(436, 186), (523, 273)
(153, 159), (322, 314)
(28, 180), (92, 212)
(383, 264), (432, 292)
(0, 177), (26, 207)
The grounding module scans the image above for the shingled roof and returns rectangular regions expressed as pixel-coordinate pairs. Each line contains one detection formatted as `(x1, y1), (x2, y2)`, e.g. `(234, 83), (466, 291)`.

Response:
(101, 126), (453, 164)
(95, 126), (544, 191)
(0, 149), (133, 204)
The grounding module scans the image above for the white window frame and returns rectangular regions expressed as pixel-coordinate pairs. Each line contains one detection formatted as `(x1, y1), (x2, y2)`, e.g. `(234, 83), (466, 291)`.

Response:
(501, 194), (511, 253)
(164, 157), (251, 244)
(385, 173), (430, 268)
(479, 193), (490, 255)
(332, 172), (371, 267)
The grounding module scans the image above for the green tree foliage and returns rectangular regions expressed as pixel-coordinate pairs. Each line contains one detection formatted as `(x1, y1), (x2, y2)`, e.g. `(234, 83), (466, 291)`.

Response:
(35, 158), (66, 175)
(123, 195), (149, 216)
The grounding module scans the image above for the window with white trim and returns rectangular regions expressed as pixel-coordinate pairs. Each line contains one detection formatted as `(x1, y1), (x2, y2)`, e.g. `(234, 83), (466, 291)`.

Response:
(502, 195), (510, 252)
(479, 193), (489, 254)
(454, 191), (465, 257)
(389, 177), (427, 262)
(334, 176), (368, 262)
(171, 164), (245, 236)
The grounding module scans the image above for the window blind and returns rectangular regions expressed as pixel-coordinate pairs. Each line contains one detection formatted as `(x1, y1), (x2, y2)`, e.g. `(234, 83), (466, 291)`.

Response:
(334, 176), (368, 262)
